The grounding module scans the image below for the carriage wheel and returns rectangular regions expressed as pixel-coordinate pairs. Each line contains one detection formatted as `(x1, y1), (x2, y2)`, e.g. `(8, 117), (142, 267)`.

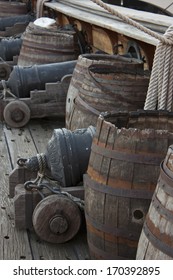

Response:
(3, 100), (30, 128)
(32, 194), (82, 243)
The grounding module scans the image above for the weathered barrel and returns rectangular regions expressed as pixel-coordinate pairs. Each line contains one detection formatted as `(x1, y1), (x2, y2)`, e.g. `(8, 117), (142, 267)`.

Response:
(0, 60), (77, 98)
(17, 22), (80, 66)
(66, 53), (149, 130)
(0, 1), (29, 18)
(84, 111), (173, 260)
(136, 145), (173, 260)
(128, 109), (173, 130)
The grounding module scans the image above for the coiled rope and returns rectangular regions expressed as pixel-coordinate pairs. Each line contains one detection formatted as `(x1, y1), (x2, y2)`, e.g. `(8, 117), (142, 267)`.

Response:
(90, 0), (173, 111)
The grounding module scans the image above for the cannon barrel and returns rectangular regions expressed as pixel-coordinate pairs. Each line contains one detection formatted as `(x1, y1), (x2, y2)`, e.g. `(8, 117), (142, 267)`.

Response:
(0, 14), (34, 31)
(1, 60), (77, 98)
(0, 37), (22, 61)
(23, 126), (96, 187)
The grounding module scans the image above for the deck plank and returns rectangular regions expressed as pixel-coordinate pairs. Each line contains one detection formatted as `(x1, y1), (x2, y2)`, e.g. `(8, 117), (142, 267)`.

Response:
(0, 119), (90, 260)
(0, 122), (32, 260)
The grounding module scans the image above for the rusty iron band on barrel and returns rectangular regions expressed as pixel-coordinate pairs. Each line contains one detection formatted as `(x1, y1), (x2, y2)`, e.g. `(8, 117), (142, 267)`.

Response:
(87, 240), (127, 260)
(152, 193), (173, 223)
(85, 211), (140, 240)
(162, 160), (173, 181)
(143, 221), (173, 258)
(74, 95), (100, 116)
(91, 143), (164, 165)
(159, 163), (173, 197)
(84, 174), (153, 199)
(22, 41), (75, 54)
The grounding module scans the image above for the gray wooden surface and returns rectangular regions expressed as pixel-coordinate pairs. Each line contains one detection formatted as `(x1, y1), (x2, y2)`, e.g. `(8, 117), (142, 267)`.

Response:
(0, 118), (90, 260)
(44, 0), (173, 46)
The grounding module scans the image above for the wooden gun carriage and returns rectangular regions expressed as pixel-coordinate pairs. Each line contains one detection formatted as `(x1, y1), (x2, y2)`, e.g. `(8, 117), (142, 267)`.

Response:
(9, 125), (95, 243)
(0, 60), (76, 127)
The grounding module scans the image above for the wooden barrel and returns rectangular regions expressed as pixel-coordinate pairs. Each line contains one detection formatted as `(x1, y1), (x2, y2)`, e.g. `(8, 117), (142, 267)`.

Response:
(17, 22), (80, 66)
(136, 145), (173, 260)
(0, 1), (28, 17)
(84, 111), (173, 260)
(128, 109), (173, 130)
(65, 53), (145, 130)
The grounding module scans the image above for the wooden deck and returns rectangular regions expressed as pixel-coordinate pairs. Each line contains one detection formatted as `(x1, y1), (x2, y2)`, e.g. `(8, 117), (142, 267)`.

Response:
(0, 118), (90, 260)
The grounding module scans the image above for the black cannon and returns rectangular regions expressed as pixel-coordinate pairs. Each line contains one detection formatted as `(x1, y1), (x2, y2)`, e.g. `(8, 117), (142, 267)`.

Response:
(0, 60), (77, 127)
(0, 14), (34, 31)
(0, 60), (77, 98)
(14, 125), (96, 243)
(0, 37), (22, 80)
(0, 37), (22, 61)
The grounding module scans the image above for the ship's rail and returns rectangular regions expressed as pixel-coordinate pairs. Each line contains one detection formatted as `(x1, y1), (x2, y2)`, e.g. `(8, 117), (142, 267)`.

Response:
(44, 0), (173, 46)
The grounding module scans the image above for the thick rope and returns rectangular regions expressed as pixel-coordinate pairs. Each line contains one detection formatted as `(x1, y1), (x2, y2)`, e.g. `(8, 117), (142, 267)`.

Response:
(36, 153), (47, 174)
(90, 0), (172, 45)
(90, 0), (173, 111)
(144, 26), (173, 110)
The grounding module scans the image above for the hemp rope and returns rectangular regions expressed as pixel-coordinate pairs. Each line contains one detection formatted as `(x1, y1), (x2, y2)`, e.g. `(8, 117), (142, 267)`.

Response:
(36, 153), (47, 174)
(90, 0), (173, 111)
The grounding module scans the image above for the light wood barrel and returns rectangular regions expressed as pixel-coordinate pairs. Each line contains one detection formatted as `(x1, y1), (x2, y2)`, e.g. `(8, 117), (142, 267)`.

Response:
(136, 145), (173, 260)
(84, 111), (173, 259)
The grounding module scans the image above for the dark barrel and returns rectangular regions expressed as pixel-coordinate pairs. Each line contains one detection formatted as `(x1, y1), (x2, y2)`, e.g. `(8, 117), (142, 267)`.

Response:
(66, 53), (149, 130)
(17, 22), (80, 66)
(84, 110), (173, 260)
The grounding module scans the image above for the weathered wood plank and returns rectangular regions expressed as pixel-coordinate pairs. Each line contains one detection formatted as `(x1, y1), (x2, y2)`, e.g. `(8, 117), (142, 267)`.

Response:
(0, 122), (32, 260)
(28, 118), (65, 154)
(28, 226), (90, 260)
(43, 0), (173, 46)
(3, 124), (37, 169)
(45, 0), (173, 28)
